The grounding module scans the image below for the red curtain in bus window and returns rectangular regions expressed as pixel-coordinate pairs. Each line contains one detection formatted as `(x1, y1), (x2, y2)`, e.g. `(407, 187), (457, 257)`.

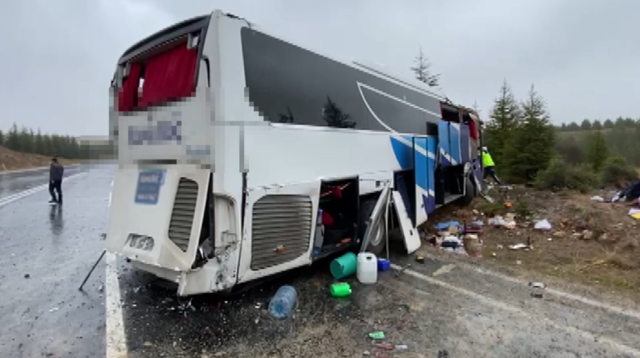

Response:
(139, 44), (198, 107)
(468, 118), (479, 140)
(118, 62), (141, 112)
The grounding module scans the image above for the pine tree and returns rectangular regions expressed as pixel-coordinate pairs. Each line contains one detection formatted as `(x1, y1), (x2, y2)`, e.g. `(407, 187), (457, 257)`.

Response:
(502, 85), (555, 182)
(0, 130), (4, 146)
(592, 120), (603, 130)
(5, 124), (20, 151)
(580, 119), (592, 130)
(483, 80), (521, 166)
(323, 97), (356, 128)
(34, 129), (44, 155)
(410, 48), (439, 87)
(587, 129), (608, 172)
(603, 119), (614, 128)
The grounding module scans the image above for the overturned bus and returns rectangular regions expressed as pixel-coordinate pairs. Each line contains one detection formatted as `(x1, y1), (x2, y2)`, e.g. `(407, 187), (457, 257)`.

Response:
(106, 10), (484, 296)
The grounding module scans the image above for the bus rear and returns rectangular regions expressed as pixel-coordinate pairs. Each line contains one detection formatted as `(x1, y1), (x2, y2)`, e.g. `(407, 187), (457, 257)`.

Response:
(105, 12), (241, 295)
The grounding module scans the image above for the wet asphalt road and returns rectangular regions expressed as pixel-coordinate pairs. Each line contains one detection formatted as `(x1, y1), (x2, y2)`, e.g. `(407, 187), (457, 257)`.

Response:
(2, 166), (640, 358)
(0, 165), (109, 358)
(0, 165), (83, 201)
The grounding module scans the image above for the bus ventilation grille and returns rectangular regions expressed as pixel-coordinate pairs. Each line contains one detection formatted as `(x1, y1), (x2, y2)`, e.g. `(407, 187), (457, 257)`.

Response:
(250, 195), (312, 270)
(168, 178), (199, 252)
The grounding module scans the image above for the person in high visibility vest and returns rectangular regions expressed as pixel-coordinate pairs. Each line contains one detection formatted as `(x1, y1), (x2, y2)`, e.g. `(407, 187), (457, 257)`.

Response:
(481, 147), (502, 184)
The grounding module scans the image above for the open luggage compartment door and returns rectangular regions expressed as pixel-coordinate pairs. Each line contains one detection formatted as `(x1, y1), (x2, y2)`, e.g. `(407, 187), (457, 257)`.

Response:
(360, 181), (391, 253)
(391, 190), (421, 254)
(413, 136), (437, 227)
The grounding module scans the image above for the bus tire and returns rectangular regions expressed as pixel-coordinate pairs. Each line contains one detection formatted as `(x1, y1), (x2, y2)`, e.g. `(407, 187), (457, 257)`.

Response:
(358, 197), (385, 256)
(459, 176), (476, 207)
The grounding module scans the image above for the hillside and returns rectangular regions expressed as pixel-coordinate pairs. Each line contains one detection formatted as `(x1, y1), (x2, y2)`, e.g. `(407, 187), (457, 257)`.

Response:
(0, 146), (77, 172)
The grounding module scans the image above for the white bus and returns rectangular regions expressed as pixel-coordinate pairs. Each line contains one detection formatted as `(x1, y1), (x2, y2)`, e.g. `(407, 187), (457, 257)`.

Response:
(106, 10), (484, 296)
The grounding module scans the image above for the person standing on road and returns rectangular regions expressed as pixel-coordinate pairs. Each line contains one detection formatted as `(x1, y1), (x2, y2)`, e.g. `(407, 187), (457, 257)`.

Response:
(49, 158), (64, 204)
(481, 147), (502, 185)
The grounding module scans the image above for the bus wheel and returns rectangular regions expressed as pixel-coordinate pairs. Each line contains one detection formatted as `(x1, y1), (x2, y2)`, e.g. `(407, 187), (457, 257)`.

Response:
(358, 198), (385, 256)
(459, 176), (476, 207)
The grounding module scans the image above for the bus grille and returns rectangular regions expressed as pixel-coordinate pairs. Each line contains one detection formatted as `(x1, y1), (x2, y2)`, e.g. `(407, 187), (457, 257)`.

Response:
(168, 178), (199, 252)
(250, 195), (312, 270)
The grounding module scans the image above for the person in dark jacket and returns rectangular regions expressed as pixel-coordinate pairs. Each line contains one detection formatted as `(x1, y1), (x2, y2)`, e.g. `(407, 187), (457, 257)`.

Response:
(49, 158), (64, 204)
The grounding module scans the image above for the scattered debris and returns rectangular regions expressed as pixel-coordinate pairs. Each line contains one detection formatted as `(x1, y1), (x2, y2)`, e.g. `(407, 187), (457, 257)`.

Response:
(330, 282), (352, 298)
(508, 244), (529, 250)
(529, 282), (546, 298)
(415, 255), (425, 263)
(268, 285), (297, 319)
(23, 274), (30, 279)
(394, 264), (411, 277)
(377, 258), (391, 271)
(368, 331), (385, 340)
(534, 219), (552, 231)
(372, 342), (395, 351)
(590, 196), (605, 202)
(48, 307), (59, 312)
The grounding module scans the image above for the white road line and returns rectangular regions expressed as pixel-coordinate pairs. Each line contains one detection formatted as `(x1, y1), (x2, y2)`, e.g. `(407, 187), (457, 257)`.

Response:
(106, 178), (127, 357)
(106, 253), (128, 358)
(391, 264), (640, 356)
(0, 172), (87, 207)
(417, 255), (640, 321)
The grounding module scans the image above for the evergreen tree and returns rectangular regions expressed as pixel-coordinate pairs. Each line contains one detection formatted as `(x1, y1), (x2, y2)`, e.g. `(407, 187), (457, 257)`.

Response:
(567, 121), (580, 131)
(410, 47), (439, 87)
(0, 129), (4, 146)
(502, 85), (555, 182)
(560, 123), (567, 131)
(34, 129), (44, 155)
(603, 119), (614, 128)
(587, 129), (608, 172)
(323, 97), (356, 128)
(5, 124), (20, 151)
(614, 117), (625, 127)
(42, 134), (52, 155)
(580, 119), (592, 130)
(592, 120), (603, 130)
(483, 80), (521, 166)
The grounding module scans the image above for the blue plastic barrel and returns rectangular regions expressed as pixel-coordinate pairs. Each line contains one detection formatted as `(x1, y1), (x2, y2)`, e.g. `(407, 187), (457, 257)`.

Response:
(268, 285), (297, 319)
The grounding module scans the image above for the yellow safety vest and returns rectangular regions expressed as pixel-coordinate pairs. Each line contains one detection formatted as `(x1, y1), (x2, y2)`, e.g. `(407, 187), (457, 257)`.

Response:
(482, 151), (495, 167)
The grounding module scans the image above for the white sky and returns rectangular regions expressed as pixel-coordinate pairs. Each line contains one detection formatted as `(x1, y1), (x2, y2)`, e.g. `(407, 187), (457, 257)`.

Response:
(0, 0), (638, 135)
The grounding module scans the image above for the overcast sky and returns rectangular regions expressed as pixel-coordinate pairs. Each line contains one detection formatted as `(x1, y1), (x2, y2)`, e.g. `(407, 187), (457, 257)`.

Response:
(0, 0), (638, 135)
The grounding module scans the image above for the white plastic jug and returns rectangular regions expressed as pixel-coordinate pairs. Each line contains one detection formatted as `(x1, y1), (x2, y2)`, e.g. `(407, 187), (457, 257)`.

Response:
(357, 252), (378, 284)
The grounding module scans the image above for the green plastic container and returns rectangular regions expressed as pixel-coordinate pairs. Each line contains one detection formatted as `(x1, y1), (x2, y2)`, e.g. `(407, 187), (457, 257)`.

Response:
(330, 252), (357, 279)
(330, 282), (352, 297)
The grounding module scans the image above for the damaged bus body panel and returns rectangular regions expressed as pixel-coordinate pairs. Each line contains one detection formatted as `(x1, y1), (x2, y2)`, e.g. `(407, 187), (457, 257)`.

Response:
(105, 10), (483, 296)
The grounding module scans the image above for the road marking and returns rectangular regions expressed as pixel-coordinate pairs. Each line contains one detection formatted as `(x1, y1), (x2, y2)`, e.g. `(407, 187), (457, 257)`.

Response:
(415, 254), (640, 321)
(391, 264), (640, 356)
(0, 172), (87, 207)
(106, 253), (128, 358)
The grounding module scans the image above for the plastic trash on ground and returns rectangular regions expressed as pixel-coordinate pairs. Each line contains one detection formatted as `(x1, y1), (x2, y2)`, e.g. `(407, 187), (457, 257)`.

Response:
(268, 285), (297, 319)
(534, 219), (552, 231)
(330, 252), (357, 279)
(377, 258), (391, 271)
(434, 221), (461, 232)
(330, 282), (352, 297)
(357, 252), (378, 284)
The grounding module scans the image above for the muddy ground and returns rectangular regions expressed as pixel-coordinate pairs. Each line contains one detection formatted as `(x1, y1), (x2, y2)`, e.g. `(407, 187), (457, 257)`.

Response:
(421, 184), (640, 301)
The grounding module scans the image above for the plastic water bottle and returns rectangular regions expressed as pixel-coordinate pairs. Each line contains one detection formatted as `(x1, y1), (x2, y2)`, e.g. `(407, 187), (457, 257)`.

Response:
(268, 285), (297, 319)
